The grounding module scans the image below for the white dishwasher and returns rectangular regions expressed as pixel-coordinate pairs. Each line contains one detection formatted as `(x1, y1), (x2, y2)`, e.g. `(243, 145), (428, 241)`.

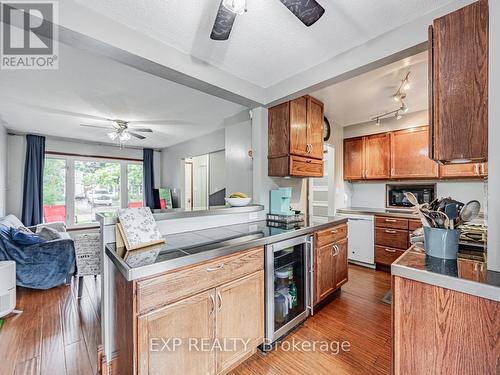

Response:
(338, 214), (375, 268)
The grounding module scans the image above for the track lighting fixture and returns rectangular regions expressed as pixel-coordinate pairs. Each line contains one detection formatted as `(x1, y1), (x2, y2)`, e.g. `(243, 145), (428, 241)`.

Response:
(375, 118), (381, 126)
(400, 100), (409, 113)
(395, 111), (402, 120)
(372, 71), (411, 125)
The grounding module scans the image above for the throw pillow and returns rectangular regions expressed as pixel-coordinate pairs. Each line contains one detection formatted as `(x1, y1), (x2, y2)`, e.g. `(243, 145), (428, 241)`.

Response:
(17, 225), (32, 233)
(10, 227), (46, 246)
(37, 226), (63, 241)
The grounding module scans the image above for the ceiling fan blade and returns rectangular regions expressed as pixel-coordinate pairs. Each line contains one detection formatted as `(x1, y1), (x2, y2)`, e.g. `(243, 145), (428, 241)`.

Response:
(127, 120), (197, 126)
(128, 127), (153, 133)
(278, 0), (325, 26)
(80, 124), (113, 130)
(210, 1), (237, 40)
(128, 132), (146, 140)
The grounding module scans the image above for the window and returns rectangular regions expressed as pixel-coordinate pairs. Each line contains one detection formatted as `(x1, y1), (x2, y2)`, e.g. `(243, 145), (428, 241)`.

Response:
(127, 164), (143, 208)
(43, 154), (143, 227)
(75, 160), (121, 225)
(43, 158), (66, 223)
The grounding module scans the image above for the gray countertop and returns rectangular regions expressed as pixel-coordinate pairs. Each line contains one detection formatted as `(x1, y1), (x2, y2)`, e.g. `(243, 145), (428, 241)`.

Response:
(392, 245), (500, 302)
(106, 217), (347, 281)
(337, 207), (420, 219)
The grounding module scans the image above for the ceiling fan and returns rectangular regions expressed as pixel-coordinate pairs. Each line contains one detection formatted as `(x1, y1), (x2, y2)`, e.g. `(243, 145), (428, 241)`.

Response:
(80, 119), (154, 143)
(211, 0), (325, 40)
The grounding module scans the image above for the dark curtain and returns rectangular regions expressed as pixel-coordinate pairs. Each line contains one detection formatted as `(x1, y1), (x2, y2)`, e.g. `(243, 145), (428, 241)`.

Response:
(22, 134), (46, 226)
(143, 148), (156, 209)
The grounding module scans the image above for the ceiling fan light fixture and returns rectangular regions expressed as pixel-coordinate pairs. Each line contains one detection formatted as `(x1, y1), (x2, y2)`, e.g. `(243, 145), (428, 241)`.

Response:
(119, 131), (131, 142)
(107, 132), (118, 140)
(222, 0), (247, 14)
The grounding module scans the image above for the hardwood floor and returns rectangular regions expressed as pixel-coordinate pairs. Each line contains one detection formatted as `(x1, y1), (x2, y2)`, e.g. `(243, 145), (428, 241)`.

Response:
(0, 276), (101, 375)
(0, 265), (391, 375)
(230, 265), (392, 375)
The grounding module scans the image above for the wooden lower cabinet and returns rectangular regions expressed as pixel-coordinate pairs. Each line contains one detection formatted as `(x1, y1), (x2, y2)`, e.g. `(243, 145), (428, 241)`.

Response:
(138, 290), (216, 375)
(216, 271), (264, 375)
(439, 162), (488, 178)
(334, 238), (348, 288)
(375, 216), (412, 271)
(393, 276), (500, 374)
(314, 225), (348, 306)
(137, 271), (264, 375)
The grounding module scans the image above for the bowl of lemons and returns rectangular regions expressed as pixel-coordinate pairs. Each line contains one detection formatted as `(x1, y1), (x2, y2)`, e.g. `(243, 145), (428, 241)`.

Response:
(225, 192), (252, 207)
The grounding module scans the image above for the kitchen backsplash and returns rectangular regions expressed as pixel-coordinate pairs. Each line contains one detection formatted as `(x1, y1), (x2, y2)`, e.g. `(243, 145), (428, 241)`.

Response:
(349, 181), (487, 212)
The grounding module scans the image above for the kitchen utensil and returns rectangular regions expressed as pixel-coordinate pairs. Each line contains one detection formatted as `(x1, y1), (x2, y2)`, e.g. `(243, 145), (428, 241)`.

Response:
(404, 192), (431, 227)
(459, 200), (481, 224)
(423, 226), (460, 259)
(427, 211), (450, 229)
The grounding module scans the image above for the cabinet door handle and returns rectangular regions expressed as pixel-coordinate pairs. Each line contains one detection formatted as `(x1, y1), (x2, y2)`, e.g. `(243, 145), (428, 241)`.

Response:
(210, 293), (215, 315)
(385, 230), (397, 234)
(206, 264), (224, 272)
(310, 144), (313, 153)
(481, 164), (485, 175)
(332, 244), (340, 256)
(330, 229), (338, 234)
(475, 164), (479, 175)
(385, 219), (397, 223)
(306, 160), (312, 163)
(217, 291), (222, 311)
(384, 248), (397, 253)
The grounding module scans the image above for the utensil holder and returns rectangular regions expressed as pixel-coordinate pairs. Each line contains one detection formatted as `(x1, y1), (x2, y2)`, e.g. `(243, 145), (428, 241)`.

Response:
(423, 227), (460, 259)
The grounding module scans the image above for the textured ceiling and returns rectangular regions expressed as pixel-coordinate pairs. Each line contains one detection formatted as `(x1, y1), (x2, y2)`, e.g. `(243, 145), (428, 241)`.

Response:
(73, 0), (456, 88)
(311, 52), (428, 127)
(0, 44), (245, 148)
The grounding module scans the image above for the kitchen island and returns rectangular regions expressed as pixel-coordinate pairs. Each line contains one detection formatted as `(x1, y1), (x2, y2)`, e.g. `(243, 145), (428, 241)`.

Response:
(103, 217), (348, 375)
(392, 245), (500, 374)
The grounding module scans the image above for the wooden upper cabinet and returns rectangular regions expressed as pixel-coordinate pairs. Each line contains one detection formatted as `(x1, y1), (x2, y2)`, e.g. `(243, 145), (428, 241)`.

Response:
(289, 97), (309, 157)
(391, 127), (438, 179)
(343, 137), (364, 180)
(268, 101), (290, 159)
(268, 95), (324, 177)
(364, 133), (390, 179)
(429, 0), (488, 163)
(307, 96), (325, 160)
(439, 162), (488, 178)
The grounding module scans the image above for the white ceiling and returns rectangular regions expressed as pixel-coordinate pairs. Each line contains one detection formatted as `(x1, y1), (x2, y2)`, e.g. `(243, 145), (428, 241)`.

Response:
(0, 43), (246, 148)
(72, 0), (458, 88)
(311, 51), (428, 127)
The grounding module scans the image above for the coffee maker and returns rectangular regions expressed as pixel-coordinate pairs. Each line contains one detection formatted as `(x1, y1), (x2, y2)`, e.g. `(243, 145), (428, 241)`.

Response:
(269, 188), (295, 216)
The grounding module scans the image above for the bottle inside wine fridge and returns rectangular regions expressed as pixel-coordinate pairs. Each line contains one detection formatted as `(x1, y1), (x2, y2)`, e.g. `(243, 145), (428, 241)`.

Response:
(263, 235), (313, 351)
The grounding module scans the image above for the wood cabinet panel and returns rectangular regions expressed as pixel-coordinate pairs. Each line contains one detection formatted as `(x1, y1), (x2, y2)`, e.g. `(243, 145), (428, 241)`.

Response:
(290, 97), (309, 157)
(268, 102), (289, 158)
(343, 137), (364, 180)
(408, 219), (423, 232)
(393, 276), (500, 374)
(375, 245), (405, 267)
(439, 162), (486, 178)
(364, 133), (391, 179)
(307, 96), (324, 160)
(391, 127), (438, 178)
(315, 242), (336, 304)
(430, 0), (488, 162)
(137, 247), (263, 314)
(315, 223), (348, 248)
(334, 238), (348, 289)
(137, 290), (216, 375)
(375, 228), (408, 250)
(375, 216), (409, 230)
(290, 155), (323, 177)
(457, 259), (486, 282)
(216, 271), (264, 374)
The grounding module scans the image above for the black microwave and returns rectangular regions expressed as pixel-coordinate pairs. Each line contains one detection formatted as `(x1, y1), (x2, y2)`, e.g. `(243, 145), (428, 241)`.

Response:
(386, 184), (436, 208)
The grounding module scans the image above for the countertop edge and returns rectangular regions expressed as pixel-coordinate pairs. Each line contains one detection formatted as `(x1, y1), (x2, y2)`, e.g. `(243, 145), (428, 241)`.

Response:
(392, 254), (500, 303)
(106, 217), (348, 281)
(337, 207), (419, 219)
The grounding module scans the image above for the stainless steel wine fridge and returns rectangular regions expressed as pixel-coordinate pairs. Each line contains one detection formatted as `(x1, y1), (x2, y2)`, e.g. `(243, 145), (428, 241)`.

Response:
(262, 235), (314, 350)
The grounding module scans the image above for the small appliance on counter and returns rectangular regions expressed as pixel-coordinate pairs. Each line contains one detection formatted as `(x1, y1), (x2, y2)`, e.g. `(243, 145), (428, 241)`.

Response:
(270, 188), (295, 216)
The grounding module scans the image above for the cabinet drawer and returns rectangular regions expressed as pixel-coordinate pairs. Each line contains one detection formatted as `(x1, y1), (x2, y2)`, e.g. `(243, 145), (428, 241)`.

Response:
(315, 224), (348, 248)
(290, 155), (323, 177)
(408, 219), (423, 231)
(137, 247), (264, 314)
(375, 216), (408, 230)
(375, 246), (405, 266)
(375, 228), (408, 249)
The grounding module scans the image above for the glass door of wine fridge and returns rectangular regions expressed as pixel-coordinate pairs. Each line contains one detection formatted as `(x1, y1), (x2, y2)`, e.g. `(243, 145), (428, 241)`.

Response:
(263, 235), (313, 349)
